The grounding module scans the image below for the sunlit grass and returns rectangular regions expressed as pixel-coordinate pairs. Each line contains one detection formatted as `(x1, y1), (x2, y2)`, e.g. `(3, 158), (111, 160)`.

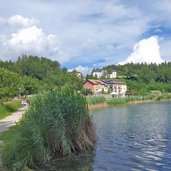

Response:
(0, 100), (21, 119)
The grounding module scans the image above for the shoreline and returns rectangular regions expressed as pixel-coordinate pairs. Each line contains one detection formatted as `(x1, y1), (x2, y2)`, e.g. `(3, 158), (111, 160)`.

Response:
(88, 98), (171, 111)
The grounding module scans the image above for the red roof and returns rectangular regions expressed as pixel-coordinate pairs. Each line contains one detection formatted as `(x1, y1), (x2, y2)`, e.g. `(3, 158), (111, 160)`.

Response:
(83, 79), (105, 85)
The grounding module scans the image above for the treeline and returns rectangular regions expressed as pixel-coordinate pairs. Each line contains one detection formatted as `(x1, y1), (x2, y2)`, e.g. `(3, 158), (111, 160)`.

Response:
(0, 55), (83, 101)
(104, 62), (171, 94)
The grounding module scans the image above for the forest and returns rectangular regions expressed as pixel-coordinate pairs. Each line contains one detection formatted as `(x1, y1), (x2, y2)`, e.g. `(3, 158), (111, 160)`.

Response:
(0, 55), (83, 101)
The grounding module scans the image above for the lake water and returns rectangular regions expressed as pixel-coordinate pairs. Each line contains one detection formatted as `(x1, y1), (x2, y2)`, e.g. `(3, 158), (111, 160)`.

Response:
(43, 102), (171, 171)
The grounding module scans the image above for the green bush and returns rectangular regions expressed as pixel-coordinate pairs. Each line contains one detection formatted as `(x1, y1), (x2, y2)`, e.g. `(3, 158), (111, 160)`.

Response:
(80, 88), (92, 96)
(1, 88), (95, 171)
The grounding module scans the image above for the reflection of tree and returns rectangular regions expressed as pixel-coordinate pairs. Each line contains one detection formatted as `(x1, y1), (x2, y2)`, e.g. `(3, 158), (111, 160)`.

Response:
(38, 150), (94, 171)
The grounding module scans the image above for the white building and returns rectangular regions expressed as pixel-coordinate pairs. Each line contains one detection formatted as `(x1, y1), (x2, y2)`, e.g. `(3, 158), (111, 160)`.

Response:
(92, 69), (105, 78)
(92, 68), (117, 79)
(109, 69), (117, 78)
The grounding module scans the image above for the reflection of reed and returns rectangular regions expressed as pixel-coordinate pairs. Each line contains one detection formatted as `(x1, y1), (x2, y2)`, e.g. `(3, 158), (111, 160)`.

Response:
(39, 151), (94, 171)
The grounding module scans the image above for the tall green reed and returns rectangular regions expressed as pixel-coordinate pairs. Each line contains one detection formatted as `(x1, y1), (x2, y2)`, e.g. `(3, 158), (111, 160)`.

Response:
(86, 96), (106, 105)
(1, 88), (95, 171)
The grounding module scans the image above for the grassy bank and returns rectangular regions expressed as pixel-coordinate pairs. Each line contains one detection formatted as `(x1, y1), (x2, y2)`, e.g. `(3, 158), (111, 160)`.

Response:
(87, 94), (171, 110)
(86, 96), (105, 105)
(0, 100), (21, 120)
(0, 88), (95, 171)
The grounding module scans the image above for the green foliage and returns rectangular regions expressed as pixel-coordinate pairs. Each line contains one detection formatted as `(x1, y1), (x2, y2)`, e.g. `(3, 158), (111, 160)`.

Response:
(107, 88), (111, 94)
(0, 55), (83, 100)
(80, 88), (92, 96)
(150, 90), (161, 94)
(1, 88), (95, 171)
(0, 68), (21, 101)
(0, 68), (39, 101)
(14, 55), (60, 80)
(102, 87), (105, 94)
(86, 96), (106, 105)
(0, 100), (21, 119)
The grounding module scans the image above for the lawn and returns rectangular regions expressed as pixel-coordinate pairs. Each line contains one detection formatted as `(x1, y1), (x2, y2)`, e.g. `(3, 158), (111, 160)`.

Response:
(0, 99), (21, 120)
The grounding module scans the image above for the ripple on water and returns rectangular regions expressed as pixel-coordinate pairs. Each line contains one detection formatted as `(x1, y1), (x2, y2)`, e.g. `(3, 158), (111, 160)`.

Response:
(92, 102), (171, 170)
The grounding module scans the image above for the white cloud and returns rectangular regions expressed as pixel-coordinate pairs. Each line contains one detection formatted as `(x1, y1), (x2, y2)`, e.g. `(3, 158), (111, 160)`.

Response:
(8, 15), (37, 27)
(0, 15), (69, 63)
(69, 65), (92, 76)
(0, 0), (171, 67)
(9, 26), (44, 45)
(0, 2), (150, 66)
(119, 36), (165, 65)
(0, 15), (37, 27)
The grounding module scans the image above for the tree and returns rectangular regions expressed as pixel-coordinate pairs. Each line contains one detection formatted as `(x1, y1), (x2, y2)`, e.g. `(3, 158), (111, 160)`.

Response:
(107, 88), (111, 94)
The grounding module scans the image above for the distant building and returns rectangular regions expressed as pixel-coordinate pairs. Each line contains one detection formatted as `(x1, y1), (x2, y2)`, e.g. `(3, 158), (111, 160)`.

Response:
(83, 79), (127, 96)
(92, 68), (117, 79)
(101, 80), (127, 97)
(69, 70), (82, 79)
(109, 69), (117, 78)
(75, 71), (82, 78)
(92, 69), (106, 78)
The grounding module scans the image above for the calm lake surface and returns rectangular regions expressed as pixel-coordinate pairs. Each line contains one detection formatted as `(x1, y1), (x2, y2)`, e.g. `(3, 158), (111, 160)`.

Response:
(43, 102), (171, 171)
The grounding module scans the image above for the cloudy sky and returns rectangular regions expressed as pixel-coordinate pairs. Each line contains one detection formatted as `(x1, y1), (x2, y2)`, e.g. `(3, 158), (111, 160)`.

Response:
(0, 0), (171, 74)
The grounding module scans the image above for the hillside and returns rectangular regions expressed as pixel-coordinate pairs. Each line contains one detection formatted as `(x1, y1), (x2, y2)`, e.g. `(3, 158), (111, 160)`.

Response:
(104, 62), (171, 94)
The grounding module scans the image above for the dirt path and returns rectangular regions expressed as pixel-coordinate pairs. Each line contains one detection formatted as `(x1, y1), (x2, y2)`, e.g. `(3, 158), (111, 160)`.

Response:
(0, 108), (26, 133)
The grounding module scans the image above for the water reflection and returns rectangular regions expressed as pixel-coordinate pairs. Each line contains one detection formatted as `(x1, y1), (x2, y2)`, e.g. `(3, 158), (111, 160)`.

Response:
(38, 151), (94, 171)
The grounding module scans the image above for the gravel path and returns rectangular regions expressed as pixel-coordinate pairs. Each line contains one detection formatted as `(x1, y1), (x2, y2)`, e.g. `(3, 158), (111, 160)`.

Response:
(0, 108), (26, 133)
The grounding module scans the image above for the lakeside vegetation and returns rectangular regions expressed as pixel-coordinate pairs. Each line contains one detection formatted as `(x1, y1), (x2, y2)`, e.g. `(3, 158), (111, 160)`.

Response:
(87, 93), (171, 107)
(87, 96), (106, 105)
(0, 100), (21, 119)
(0, 88), (95, 171)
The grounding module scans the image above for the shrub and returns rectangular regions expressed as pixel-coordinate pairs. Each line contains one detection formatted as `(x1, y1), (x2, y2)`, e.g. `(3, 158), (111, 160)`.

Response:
(80, 88), (92, 96)
(1, 88), (96, 171)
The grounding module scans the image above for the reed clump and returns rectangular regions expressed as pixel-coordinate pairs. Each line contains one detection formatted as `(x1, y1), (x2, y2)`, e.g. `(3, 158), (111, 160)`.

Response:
(1, 88), (96, 171)
(106, 98), (129, 105)
(86, 95), (106, 105)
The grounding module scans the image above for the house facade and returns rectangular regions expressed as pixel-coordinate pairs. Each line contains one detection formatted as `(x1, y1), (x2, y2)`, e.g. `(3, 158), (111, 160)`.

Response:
(83, 79), (105, 93)
(101, 80), (127, 97)
(84, 79), (127, 96)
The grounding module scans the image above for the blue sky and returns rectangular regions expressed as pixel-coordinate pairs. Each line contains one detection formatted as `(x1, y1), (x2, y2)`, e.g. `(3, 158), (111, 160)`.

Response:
(0, 0), (171, 74)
